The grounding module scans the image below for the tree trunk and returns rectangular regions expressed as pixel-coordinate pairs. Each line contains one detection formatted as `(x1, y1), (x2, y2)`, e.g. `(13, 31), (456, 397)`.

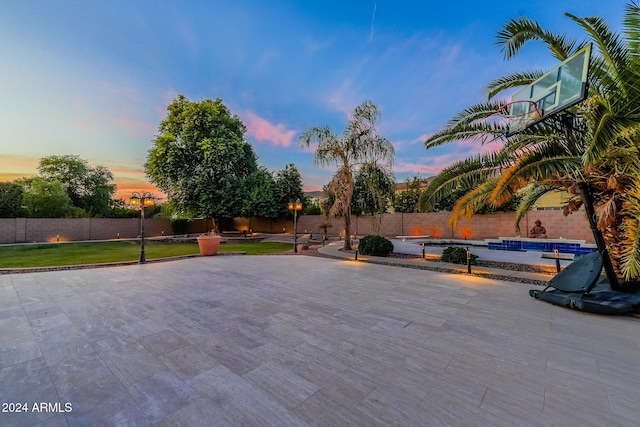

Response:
(343, 211), (352, 251)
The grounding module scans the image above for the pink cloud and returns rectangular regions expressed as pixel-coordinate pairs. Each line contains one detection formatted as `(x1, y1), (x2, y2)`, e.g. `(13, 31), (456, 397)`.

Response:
(394, 138), (504, 177)
(241, 110), (297, 147)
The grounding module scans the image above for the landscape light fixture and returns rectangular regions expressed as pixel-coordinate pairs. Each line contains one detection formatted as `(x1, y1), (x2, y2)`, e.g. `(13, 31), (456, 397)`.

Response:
(130, 192), (155, 264)
(287, 199), (303, 253)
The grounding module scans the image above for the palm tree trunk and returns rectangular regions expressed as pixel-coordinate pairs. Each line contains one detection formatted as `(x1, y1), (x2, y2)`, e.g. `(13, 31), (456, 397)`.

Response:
(343, 210), (352, 251)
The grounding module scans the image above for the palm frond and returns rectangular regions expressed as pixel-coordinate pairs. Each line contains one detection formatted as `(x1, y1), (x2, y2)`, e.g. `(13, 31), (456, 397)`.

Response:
(567, 13), (633, 100)
(514, 184), (558, 233)
(623, 1), (640, 56)
(485, 70), (545, 99)
(419, 154), (501, 211)
(497, 16), (578, 61)
(584, 98), (640, 165)
(620, 173), (640, 279)
(448, 180), (499, 230)
(424, 101), (508, 149)
(490, 161), (528, 206)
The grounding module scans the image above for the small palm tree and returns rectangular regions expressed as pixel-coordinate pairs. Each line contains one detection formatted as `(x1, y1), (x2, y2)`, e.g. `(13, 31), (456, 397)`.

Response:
(420, 3), (640, 281)
(299, 100), (395, 250)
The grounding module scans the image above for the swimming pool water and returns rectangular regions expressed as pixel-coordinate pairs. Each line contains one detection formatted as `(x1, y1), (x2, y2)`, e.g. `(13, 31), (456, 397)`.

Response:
(488, 240), (596, 256)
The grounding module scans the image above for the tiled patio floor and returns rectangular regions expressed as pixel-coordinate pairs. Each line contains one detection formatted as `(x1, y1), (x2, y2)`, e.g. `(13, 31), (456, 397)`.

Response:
(1, 254), (639, 426)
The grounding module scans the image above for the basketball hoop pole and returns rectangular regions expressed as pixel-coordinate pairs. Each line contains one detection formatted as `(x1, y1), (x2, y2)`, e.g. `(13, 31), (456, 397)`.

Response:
(555, 114), (620, 290)
(578, 183), (620, 291)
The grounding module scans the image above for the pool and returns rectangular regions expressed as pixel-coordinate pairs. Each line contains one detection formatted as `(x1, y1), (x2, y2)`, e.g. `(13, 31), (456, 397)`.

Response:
(487, 239), (597, 257)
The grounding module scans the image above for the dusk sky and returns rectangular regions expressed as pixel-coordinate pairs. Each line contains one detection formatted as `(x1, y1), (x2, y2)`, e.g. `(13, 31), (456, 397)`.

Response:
(0, 1), (625, 199)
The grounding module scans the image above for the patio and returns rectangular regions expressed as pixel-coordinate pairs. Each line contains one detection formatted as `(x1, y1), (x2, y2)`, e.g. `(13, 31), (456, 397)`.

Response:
(1, 254), (639, 426)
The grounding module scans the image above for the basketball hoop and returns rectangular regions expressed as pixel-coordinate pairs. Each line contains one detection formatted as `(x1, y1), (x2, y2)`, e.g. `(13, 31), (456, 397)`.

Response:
(496, 100), (543, 136)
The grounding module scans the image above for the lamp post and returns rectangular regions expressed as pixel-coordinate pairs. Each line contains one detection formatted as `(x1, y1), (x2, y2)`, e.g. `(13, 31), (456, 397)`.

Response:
(287, 199), (303, 253)
(130, 192), (155, 264)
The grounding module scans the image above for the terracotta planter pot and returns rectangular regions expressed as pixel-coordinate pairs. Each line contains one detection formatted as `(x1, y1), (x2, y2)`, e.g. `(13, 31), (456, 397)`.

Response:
(197, 235), (222, 256)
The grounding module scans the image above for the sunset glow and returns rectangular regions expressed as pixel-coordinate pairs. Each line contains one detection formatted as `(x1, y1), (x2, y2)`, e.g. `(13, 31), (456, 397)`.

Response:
(0, 2), (620, 191)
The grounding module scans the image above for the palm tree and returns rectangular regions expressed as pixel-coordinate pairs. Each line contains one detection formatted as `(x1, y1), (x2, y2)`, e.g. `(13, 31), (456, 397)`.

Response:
(419, 3), (640, 282)
(299, 100), (395, 250)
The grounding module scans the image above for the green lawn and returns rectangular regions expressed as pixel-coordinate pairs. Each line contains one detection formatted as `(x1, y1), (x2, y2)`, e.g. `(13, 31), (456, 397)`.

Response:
(0, 240), (293, 268)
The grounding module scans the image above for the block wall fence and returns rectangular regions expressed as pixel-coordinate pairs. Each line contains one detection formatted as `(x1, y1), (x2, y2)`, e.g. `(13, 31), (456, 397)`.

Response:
(0, 218), (173, 244)
(0, 210), (594, 244)
(236, 209), (594, 243)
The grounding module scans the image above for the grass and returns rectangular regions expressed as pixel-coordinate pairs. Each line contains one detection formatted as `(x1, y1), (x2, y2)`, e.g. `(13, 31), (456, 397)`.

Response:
(0, 240), (293, 268)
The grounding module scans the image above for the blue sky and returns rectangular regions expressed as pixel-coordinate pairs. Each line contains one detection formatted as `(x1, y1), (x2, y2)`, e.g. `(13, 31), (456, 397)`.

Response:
(0, 1), (625, 198)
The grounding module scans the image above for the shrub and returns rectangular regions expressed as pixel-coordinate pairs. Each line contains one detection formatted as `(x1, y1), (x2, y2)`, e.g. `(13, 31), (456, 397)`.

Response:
(441, 246), (478, 265)
(171, 218), (189, 234)
(358, 235), (394, 257)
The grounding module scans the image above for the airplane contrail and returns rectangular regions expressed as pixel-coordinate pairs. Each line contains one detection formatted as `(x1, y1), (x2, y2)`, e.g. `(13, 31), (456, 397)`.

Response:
(370, 2), (377, 41)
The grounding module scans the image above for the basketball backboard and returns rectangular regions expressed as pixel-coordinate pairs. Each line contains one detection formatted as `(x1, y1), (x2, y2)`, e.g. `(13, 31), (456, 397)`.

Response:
(505, 44), (592, 136)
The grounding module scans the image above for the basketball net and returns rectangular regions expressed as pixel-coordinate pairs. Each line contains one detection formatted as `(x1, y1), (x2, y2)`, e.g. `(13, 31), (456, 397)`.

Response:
(496, 100), (542, 135)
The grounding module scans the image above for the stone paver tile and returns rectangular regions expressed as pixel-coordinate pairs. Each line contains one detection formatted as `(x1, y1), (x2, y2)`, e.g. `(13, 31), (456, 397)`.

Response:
(293, 388), (379, 427)
(91, 328), (139, 353)
(187, 365), (307, 426)
(127, 370), (199, 424)
(242, 361), (320, 409)
(38, 333), (95, 368)
(0, 306), (24, 321)
(154, 397), (234, 427)
(29, 312), (73, 336)
(99, 342), (167, 386)
(0, 339), (42, 369)
(607, 389), (640, 424)
(25, 305), (65, 323)
(31, 413), (69, 427)
(138, 330), (190, 356)
(63, 401), (150, 427)
(199, 344), (263, 375)
(357, 386), (437, 427)
(159, 345), (219, 380)
(0, 316), (35, 344)
(0, 358), (59, 427)
(48, 353), (132, 418)
(479, 386), (545, 426)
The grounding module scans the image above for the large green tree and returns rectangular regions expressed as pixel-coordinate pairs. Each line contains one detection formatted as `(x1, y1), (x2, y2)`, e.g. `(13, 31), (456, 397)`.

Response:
(420, 3), (640, 281)
(275, 163), (307, 215)
(17, 177), (73, 218)
(241, 167), (280, 219)
(393, 176), (423, 213)
(145, 95), (258, 231)
(351, 163), (396, 233)
(0, 182), (26, 218)
(38, 155), (116, 217)
(299, 100), (395, 250)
